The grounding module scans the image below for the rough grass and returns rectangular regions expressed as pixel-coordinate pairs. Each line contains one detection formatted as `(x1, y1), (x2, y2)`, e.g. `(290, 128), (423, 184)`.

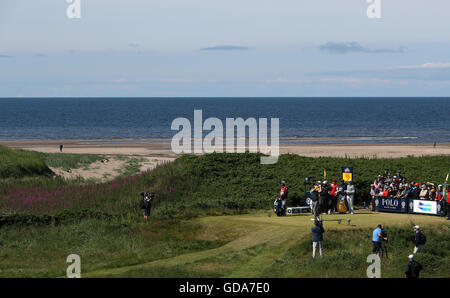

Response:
(0, 218), (227, 278)
(0, 146), (53, 179)
(79, 211), (450, 278)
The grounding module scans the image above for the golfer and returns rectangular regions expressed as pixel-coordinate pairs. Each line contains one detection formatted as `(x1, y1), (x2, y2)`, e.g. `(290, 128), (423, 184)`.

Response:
(346, 180), (355, 214)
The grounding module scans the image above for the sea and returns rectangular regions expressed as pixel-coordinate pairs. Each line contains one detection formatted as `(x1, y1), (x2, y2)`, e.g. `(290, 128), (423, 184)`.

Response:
(0, 97), (449, 144)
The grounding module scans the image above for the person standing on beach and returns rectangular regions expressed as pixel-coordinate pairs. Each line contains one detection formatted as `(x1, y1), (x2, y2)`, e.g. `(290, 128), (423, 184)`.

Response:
(59, 144), (63, 152)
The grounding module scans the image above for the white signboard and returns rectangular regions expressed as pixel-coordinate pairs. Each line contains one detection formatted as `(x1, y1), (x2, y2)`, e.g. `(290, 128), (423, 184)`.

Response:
(412, 200), (437, 215)
(287, 206), (310, 215)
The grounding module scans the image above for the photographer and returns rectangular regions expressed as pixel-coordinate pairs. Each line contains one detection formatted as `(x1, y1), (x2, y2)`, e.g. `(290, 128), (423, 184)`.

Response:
(404, 255), (423, 278)
(312, 219), (325, 258)
(372, 224), (387, 256)
(413, 225), (425, 254)
(140, 191), (154, 224)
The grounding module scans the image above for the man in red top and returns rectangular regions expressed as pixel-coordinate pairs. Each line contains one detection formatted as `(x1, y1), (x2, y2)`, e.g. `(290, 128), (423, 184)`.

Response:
(435, 185), (443, 201)
(330, 178), (338, 213)
(280, 181), (288, 216)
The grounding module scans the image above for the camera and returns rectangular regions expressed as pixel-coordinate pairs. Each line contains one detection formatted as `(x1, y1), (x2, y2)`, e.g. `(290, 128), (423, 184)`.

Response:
(140, 191), (155, 199)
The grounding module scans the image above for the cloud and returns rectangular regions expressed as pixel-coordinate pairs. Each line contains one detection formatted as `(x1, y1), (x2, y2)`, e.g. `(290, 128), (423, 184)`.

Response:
(35, 53), (47, 57)
(309, 61), (450, 81)
(111, 78), (128, 83)
(319, 41), (406, 54)
(396, 62), (450, 69)
(128, 43), (140, 48)
(200, 45), (249, 51)
(265, 77), (396, 86)
(0, 54), (12, 58)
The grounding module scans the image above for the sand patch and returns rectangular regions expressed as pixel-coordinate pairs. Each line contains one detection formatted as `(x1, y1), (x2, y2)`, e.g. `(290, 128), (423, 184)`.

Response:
(50, 156), (175, 181)
(50, 158), (126, 181)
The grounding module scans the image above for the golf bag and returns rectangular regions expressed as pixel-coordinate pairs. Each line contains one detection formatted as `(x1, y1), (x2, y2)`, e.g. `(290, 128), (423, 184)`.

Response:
(337, 195), (347, 213)
(274, 198), (282, 216)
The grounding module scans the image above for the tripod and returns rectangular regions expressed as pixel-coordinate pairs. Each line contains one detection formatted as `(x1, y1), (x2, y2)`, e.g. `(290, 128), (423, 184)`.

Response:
(380, 240), (389, 259)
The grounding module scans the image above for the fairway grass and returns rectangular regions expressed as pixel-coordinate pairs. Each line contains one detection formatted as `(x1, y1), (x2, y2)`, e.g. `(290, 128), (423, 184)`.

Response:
(79, 210), (449, 278)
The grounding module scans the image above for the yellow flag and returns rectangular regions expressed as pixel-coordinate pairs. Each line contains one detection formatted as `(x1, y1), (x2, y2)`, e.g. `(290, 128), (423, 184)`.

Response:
(324, 168), (327, 179)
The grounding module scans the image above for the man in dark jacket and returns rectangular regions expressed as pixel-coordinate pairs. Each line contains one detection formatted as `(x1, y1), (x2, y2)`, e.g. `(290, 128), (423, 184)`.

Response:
(404, 254), (423, 278)
(312, 220), (325, 258)
(413, 225), (424, 253)
(319, 181), (330, 214)
(141, 192), (154, 224)
(413, 184), (421, 199)
(310, 185), (319, 219)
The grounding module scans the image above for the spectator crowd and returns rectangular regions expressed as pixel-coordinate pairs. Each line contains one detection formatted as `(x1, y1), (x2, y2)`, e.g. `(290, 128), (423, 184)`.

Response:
(370, 169), (449, 202)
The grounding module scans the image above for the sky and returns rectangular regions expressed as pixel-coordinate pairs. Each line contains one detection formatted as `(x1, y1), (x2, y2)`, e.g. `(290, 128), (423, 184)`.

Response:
(1, 0), (450, 97)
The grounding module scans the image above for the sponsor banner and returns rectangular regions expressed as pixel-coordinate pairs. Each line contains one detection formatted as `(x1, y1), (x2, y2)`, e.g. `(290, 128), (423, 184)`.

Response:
(287, 207), (311, 215)
(374, 197), (407, 213)
(412, 199), (439, 216)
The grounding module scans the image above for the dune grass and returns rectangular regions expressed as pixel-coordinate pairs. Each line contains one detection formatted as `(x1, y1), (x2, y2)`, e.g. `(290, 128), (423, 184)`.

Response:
(37, 152), (105, 171)
(2, 151), (450, 222)
(0, 146), (53, 179)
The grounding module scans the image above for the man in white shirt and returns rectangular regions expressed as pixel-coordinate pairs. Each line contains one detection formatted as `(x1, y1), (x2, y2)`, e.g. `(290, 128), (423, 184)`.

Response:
(346, 180), (355, 214)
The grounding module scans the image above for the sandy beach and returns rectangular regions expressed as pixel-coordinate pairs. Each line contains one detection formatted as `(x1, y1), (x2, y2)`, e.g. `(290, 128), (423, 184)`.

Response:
(2, 139), (450, 159)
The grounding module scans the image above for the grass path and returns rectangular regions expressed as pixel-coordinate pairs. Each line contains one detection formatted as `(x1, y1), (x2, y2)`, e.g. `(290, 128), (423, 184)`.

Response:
(81, 210), (447, 277)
